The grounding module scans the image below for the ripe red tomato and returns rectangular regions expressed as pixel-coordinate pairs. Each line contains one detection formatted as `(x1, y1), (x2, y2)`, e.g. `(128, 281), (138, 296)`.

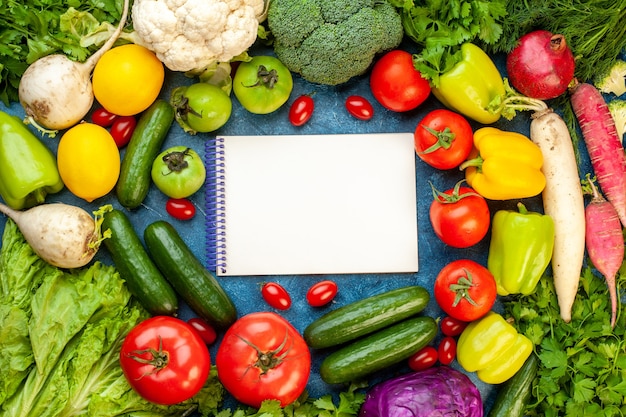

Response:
(306, 280), (338, 307)
(434, 259), (497, 322)
(165, 198), (196, 220)
(289, 94), (315, 126)
(414, 109), (474, 169)
(215, 312), (311, 408)
(345, 95), (374, 120)
(440, 316), (468, 337)
(429, 182), (490, 248)
(91, 107), (118, 127)
(110, 115), (137, 148)
(408, 345), (438, 371)
(187, 317), (217, 345)
(370, 49), (431, 112)
(261, 282), (291, 310)
(119, 316), (211, 405)
(437, 336), (457, 365)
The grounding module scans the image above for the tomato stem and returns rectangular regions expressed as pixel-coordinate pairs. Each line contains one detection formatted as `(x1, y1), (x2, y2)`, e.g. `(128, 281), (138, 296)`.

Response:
(126, 336), (170, 376)
(236, 330), (292, 375)
(430, 180), (481, 204)
(242, 65), (278, 89)
(449, 268), (479, 307)
(418, 125), (456, 154)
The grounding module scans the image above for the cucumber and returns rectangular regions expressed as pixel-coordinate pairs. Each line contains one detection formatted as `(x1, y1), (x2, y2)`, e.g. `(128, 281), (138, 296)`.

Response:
(116, 99), (175, 209)
(320, 316), (437, 384)
(102, 209), (178, 316)
(304, 285), (430, 349)
(144, 220), (237, 328)
(487, 352), (538, 417)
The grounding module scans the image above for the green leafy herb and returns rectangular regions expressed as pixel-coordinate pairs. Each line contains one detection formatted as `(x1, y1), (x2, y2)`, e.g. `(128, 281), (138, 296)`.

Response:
(387, 0), (508, 84)
(502, 264), (626, 417)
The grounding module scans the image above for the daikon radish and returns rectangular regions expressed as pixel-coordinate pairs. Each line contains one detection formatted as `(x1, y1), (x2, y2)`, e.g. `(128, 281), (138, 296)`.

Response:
(0, 203), (111, 268)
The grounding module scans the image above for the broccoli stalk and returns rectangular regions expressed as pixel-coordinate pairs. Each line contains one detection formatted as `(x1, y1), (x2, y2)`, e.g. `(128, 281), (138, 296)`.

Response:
(595, 60), (626, 97)
(267, 0), (404, 86)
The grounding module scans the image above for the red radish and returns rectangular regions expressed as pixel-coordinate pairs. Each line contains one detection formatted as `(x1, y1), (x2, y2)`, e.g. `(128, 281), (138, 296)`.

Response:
(584, 176), (624, 328)
(571, 81), (626, 228)
(506, 30), (575, 100)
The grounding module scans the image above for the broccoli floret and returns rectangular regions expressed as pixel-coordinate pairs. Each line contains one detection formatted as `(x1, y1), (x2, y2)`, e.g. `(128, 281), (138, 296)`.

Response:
(595, 60), (626, 97)
(267, 0), (404, 85)
(608, 99), (626, 140)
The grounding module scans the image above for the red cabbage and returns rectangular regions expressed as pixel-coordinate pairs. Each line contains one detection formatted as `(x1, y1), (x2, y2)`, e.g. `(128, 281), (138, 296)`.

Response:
(359, 367), (483, 417)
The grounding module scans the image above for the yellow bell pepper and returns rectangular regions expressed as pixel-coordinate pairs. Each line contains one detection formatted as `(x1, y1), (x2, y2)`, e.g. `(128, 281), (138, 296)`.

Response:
(457, 311), (533, 384)
(460, 127), (546, 200)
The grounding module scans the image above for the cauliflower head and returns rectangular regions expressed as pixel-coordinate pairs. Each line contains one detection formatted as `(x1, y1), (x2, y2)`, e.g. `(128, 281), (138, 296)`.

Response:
(132, 0), (265, 72)
(595, 60), (626, 97)
(608, 99), (626, 140)
(267, 0), (404, 86)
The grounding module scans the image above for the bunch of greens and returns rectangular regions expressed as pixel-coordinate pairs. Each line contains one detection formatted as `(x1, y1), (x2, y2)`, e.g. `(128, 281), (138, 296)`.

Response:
(502, 265), (626, 417)
(387, 0), (508, 85)
(0, 0), (128, 105)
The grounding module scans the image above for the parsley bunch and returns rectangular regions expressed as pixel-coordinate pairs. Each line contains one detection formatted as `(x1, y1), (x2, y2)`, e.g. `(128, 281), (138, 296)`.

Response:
(0, 0), (124, 105)
(503, 266), (626, 417)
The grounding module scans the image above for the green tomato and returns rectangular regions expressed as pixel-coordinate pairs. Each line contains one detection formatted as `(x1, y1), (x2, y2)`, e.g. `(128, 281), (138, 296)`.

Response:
(170, 83), (232, 134)
(233, 56), (294, 114)
(151, 146), (206, 199)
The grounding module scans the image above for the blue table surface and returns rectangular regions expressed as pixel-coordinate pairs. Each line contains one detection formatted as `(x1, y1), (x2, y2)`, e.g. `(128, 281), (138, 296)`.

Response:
(0, 41), (602, 412)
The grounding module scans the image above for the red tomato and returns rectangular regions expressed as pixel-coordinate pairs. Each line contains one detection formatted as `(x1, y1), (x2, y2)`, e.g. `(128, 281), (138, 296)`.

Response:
(414, 109), (474, 169)
(289, 94), (315, 126)
(261, 282), (291, 310)
(166, 198), (196, 220)
(306, 280), (338, 307)
(345, 95), (374, 120)
(408, 345), (438, 371)
(437, 336), (457, 365)
(215, 312), (311, 408)
(91, 107), (118, 127)
(187, 317), (217, 345)
(440, 316), (468, 337)
(434, 259), (497, 322)
(429, 182), (490, 248)
(110, 115), (137, 148)
(119, 316), (211, 405)
(370, 50), (431, 112)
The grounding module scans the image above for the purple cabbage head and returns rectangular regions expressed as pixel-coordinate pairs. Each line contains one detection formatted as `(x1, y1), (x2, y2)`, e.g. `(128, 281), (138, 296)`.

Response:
(359, 367), (483, 417)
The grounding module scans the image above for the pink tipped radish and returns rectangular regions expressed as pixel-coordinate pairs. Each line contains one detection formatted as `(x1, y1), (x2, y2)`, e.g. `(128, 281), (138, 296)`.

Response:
(18, 0), (129, 133)
(0, 203), (112, 269)
(571, 81), (626, 228)
(584, 176), (624, 328)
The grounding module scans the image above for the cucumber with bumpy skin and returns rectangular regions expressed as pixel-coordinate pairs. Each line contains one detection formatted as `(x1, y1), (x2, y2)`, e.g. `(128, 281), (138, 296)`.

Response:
(144, 220), (237, 328)
(320, 315), (437, 384)
(304, 285), (430, 349)
(102, 209), (178, 316)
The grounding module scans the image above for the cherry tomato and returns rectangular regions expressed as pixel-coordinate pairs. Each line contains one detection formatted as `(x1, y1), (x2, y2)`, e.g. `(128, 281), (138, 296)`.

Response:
(289, 94), (315, 126)
(440, 316), (468, 337)
(370, 50), (431, 112)
(165, 198), (196, 220)
(429, 182), (490, 248)
(414, 109), (474, 170)
(408, 345), (438, 371)
(306, 280), (338, 307)
(119, 316), (211, 405)
(215, 312), (311, 408)
(187, 317), (217, 345)
(261, 282), (291, 310)
(91, 107), (118, 127)
(345, 95), (374, 120)
(437, 336), (457, 366)
(110, 115), (136, 148)
(434, 259), (497, 322)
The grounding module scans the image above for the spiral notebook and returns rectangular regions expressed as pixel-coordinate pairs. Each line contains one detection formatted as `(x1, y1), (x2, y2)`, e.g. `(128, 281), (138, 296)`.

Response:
(205, 133), (419, 276)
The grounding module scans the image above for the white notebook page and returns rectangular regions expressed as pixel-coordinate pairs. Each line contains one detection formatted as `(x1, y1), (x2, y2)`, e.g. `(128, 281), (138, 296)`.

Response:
(213, 133), (418, 276)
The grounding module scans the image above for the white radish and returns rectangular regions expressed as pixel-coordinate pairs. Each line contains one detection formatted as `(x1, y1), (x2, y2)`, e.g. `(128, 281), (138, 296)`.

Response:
(18, 0), (129, 132)
(529, 105), (586, 322)
(0, 203), (111, 269)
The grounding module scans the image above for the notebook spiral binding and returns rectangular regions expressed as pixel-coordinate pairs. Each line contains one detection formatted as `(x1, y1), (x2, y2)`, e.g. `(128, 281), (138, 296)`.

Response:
(205, 137), (227, 274)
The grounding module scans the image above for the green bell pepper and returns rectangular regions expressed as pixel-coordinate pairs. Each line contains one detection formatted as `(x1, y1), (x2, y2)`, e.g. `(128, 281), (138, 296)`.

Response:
(431, 43), (505, 124)
(487, 203), (555, 296)
(0, 111), (64, 209)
